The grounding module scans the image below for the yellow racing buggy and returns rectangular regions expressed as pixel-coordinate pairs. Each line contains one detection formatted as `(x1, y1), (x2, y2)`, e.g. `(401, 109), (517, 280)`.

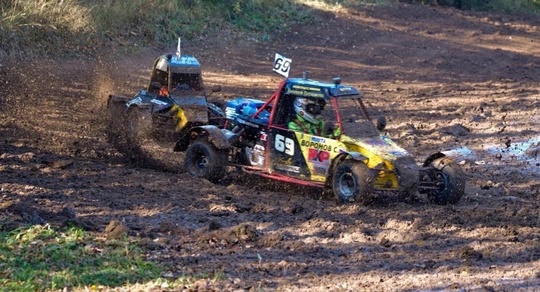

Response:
(174, 57), (465, 205)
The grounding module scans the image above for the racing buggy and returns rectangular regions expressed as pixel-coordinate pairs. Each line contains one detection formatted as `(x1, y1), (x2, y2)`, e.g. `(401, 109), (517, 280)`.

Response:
(107, 40), (224, 145)
(174, 55), (466, 205)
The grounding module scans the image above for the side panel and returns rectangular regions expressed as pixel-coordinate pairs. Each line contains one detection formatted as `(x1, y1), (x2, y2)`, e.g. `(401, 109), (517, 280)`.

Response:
(173, 96), (209, 127)
(126, 90), (170, 112)
(268, 127), (347, 182)
(294, 132), (346, 182)
(268, 127), (309, 179)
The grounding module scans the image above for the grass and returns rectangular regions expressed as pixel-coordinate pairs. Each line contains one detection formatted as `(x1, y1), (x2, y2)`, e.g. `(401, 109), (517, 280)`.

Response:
(0, 223), (228, 291)
(1, 0), (540, 59)
(0, 0), (318, 59)
(0, 224), (161, 291)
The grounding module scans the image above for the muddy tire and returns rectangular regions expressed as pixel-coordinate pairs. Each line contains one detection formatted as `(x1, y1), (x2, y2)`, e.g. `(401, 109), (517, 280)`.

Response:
(106, 97), (129, 145)
(396, 156), (420, 202)
(184, 140), (226, 183)
(422, 157), (465, 205)
(127, 107), (152, 142)
(332, 160), (374, 204)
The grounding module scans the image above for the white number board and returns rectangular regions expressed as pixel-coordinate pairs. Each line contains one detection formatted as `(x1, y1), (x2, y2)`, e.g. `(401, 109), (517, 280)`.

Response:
(273, 53), (292, 78)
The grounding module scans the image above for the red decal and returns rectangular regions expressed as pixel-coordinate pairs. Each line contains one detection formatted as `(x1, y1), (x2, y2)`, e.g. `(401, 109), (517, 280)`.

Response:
(308, 149), (329, 162)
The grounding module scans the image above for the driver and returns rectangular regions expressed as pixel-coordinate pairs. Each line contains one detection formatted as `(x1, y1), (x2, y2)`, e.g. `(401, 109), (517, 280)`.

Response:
(159, 85), (169, 96)
(288, 97), (340, 138)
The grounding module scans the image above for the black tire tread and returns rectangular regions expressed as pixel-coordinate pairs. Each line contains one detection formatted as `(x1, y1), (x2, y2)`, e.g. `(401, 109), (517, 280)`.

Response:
(184, 140), (226, 183)
(426, 157), (465, 205)
(332, 160), (374, 204)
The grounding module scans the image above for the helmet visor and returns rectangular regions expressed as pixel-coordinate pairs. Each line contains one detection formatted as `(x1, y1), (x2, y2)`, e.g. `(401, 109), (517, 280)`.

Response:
(305, 103), (322, 115)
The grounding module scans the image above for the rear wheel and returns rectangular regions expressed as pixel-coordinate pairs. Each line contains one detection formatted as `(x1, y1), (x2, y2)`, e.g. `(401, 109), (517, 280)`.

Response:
(421, 157), (465, 205)
(184, 140), (226, 183)
(106, 97), (129, 144)
(332, 160), (374, 204)
(127, 107), (153, 142)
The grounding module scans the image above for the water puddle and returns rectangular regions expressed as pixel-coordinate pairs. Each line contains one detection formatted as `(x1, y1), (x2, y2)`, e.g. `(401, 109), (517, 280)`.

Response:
(442, 136), (540, 178)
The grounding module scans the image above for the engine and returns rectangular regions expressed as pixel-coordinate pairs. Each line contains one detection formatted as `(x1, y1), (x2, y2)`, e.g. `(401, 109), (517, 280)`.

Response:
(224, 97), (270, 167)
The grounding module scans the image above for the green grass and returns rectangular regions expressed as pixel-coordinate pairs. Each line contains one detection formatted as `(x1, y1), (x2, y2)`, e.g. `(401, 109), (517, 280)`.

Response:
(410, 0), (540, 12)
(0, 0), (317, 59)
(0, 224), (161, 291)
(1, 0), (403, 59)
(489, 0), (540, 13)
(1, 0), (539, 59)
(90, 0), (316, 44)
(0, 224), (227, 291)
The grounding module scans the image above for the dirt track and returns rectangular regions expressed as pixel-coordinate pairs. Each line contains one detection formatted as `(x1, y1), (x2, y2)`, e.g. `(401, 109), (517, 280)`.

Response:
(1, 3), (540, 291)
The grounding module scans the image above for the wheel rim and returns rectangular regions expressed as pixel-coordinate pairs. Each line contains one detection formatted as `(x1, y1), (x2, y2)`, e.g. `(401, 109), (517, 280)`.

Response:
(195, 154), (209, 174)
(426, 170), (449, 197)
(435, 171), (448, 192)
(338, 172), (357, 199)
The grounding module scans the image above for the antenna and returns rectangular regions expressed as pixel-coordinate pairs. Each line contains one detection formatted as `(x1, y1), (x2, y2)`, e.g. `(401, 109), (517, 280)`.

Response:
(176, 37), (181, 57)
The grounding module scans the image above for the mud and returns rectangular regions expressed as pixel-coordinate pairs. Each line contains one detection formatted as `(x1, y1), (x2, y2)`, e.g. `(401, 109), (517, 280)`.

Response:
(1, 3), (540, 291)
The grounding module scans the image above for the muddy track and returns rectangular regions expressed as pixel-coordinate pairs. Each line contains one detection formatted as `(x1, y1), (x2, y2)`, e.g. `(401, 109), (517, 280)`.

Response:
(1, 3), (540, 291)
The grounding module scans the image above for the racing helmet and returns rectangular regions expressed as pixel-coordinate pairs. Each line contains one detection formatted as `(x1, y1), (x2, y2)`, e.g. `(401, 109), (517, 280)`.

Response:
(293, 97), (324, 124)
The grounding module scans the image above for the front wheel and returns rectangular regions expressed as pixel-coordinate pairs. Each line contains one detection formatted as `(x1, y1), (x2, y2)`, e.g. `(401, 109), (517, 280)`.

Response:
(332, 160), (374, 204)
(184, 140), (226, 183)
(420, 157), (465, 205)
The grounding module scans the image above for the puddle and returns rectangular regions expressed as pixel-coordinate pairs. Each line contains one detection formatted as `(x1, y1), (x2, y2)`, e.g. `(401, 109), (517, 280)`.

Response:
(442, 136), (540, 178)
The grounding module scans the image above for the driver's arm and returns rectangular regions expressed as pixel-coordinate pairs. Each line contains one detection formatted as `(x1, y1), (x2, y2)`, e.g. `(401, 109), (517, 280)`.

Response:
(322, 121), (341, 138)
(288, 119), (304, 132)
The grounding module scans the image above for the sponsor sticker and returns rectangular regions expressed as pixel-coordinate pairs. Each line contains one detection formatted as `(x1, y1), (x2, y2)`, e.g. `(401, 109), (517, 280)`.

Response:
(150, 99), (168, 106)
(308, 149), (330, 163)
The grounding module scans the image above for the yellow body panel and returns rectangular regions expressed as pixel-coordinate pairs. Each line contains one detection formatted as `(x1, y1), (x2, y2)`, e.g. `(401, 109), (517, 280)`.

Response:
(341, 135), (409, 189)
(294, 132), (345, 182)
(293, 133), (408, 189)
(345, 142), (399, 189)
(171, 104), (188, 131)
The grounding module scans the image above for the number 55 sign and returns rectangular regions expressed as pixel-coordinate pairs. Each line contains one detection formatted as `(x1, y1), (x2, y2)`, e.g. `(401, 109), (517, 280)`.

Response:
(273, 53), (292, 78)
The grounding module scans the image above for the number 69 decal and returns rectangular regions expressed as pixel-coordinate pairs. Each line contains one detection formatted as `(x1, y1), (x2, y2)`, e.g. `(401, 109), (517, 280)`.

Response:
(273, 53), (291, 78)
(275, 134), (294, 155)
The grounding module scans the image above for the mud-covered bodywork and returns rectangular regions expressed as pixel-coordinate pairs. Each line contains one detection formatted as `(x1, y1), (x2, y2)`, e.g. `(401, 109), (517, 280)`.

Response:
(178, 76), (465, 205)
(125, 90), (209, 134)
(107, 53), (223, 142)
